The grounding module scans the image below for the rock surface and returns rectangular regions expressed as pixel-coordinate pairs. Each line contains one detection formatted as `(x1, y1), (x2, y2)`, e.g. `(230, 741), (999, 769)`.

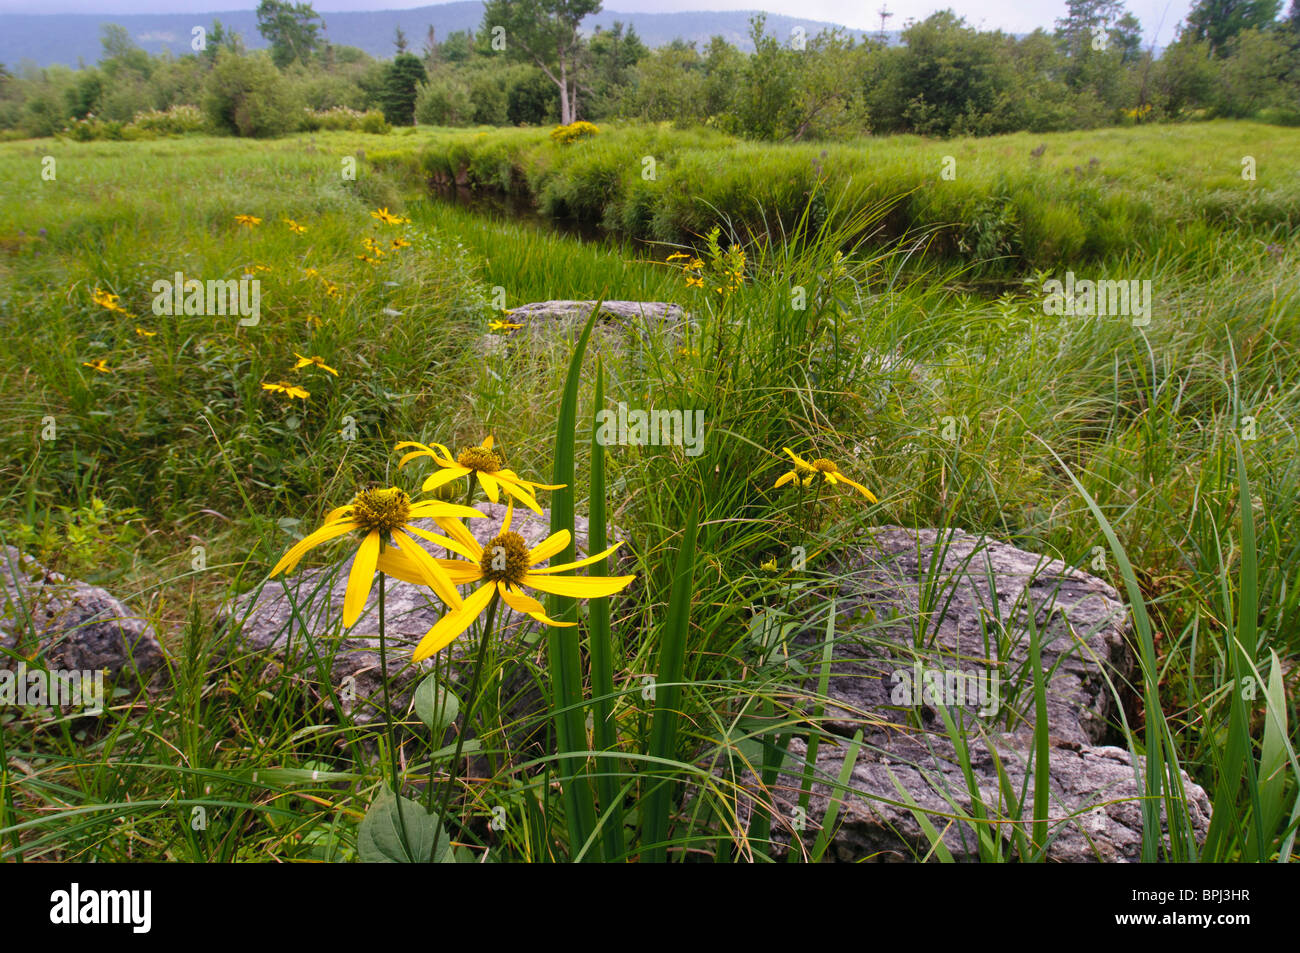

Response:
(481, 300), (690, 356)
(0, 545), (164, 683)
(732, 526), (1211, 862)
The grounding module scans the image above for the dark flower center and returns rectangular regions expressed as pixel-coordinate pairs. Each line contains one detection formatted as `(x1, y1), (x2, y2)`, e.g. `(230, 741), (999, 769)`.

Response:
(480, 531), (530, 585)
(352, 487), (410, 533)
(457, 445), (503, 473)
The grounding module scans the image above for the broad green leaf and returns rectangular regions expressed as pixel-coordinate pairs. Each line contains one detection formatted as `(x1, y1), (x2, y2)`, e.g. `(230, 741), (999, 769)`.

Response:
(357, 790), (454, 864)
(413, 674), (461, 735)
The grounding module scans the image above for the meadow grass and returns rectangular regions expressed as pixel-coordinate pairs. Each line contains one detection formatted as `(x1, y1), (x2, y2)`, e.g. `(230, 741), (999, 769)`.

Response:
(374, 120), (1300, 272)
(0, 126), (1296, 861)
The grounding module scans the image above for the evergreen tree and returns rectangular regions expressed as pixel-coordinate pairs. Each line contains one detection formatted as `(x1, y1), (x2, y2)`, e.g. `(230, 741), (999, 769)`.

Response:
(381, 52), (427, 125)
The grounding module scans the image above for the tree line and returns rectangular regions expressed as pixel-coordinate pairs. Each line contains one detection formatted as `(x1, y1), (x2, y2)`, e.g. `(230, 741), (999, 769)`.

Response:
(2, 0), (1298, 141)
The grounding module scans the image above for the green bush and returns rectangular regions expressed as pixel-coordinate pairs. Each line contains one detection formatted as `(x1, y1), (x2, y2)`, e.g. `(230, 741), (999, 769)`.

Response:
(201, 49), (299, 138)
(414, 76), (473, 127)
(297, 105), (388, 133)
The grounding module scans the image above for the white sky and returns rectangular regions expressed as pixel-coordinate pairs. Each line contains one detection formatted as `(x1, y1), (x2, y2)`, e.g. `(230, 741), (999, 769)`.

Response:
(0, 1), (1201, 48)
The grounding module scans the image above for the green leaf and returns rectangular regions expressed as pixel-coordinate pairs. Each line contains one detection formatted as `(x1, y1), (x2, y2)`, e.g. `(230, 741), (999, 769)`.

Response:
(413, 674), (460, 735)
(357, 790), (454, 863)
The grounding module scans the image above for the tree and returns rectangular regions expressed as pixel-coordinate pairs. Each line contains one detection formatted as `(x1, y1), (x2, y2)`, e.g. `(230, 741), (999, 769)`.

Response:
(422, 26), (439, 70)
(380, 52), (427, 125)
(481, 0), (601, 124)
(1184, 0), (1282, 56)
(1055, 0), (1126, 59)
(202, 20), (245, 65)
(394, 27), (409, 54)
(256, 0), (323, 68)
(583, 22), (647, 117)
(99, 24), (153, 78)
(626, 43), (705, 122)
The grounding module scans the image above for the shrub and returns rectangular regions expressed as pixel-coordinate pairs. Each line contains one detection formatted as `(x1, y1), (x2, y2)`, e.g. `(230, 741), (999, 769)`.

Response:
(201, 49), (298, 138)
(130, 104), (206, 135)
(298, 105), (389, 133)
(414, 77), (473, 127)
(550, 120), (599, 144)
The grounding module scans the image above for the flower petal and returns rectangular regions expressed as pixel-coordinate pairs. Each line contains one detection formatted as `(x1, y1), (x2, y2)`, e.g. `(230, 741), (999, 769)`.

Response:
(522, 572), (636, 598)
(420, 466), (469, 493)
(392, 530), (464, 610)
(412, 582), (496, 662)
(774, 470), (796, 489)
(404, 524), (481, 562)
(783, 447), (813, 470)
(270, 519), (359, 577)
(530, 541), (624, 574)
(526, 530), (572, 566)
(835, 475), (879, 503)
(501, 480), (544, 514)
(407, 500), (483, 520)
(343, 530), (381, 628)
(477, 471), (501, 503)
(497, 580), (542, 614)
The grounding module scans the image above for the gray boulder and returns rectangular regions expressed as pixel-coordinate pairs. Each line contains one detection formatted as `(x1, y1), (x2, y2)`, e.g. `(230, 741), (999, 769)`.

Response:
(733, 526), (1211, 862)
(0, 545), (164, 684)
(481, 300), (690, 357)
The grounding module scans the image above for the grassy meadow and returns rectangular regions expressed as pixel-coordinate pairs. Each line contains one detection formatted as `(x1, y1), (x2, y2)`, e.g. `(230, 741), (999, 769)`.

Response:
(0, 122), (1297, 862)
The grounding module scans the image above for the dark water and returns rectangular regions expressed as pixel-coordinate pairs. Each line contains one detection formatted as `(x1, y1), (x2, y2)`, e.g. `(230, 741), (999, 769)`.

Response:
(429, 183), (607, 244)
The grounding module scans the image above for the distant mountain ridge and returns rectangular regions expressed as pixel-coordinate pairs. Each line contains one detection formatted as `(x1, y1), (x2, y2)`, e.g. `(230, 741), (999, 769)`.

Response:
(0, 4), (885, 69)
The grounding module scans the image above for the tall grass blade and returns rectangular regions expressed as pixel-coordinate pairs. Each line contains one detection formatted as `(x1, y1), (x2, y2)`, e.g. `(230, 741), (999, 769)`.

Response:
(548, 299), (603, 861)
(641, 505), (698, 863)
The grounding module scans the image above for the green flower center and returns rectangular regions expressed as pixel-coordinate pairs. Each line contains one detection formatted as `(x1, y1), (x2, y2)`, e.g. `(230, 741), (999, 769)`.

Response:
(352, 487), (411, 534)
(457, 445), (503, 473)
(480, 531), (530, 585)
(810, 458), (838, 474)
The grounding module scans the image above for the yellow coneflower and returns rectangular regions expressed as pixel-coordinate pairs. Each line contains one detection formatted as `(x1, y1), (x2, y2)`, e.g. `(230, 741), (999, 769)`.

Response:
(293, 353), (338, 376)
(269, 487), (483, 627)
(91, 288), (129, 315)
(134, 327), (156, 338)
(306, 314), (322, 330)
(370, 207), (409, 226)
(283, 218), (307, 234)
(81, 358), (112, 373)
(248, 263), (272, 273)
(774, 447), (878, 502)
(303, 267), (320, 279)
(376, 503), (634, 661)
(262, 381), (311, 400)
(357, 254), (383, 265)
(488, 320), (523, 333)
(234, 215), (262, 228)
(390, 238), (411, 249)
(395, 435), (563, 514)
(323, 282), (341, 298)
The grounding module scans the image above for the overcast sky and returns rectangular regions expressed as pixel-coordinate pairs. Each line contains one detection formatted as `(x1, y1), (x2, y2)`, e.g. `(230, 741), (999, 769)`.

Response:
(0, 1), (1200, 48)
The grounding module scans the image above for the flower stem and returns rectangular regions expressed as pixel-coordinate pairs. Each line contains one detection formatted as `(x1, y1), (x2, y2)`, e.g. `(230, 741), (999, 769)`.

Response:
(430, 590), (499, 862)
(377, 570), (412, 858)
